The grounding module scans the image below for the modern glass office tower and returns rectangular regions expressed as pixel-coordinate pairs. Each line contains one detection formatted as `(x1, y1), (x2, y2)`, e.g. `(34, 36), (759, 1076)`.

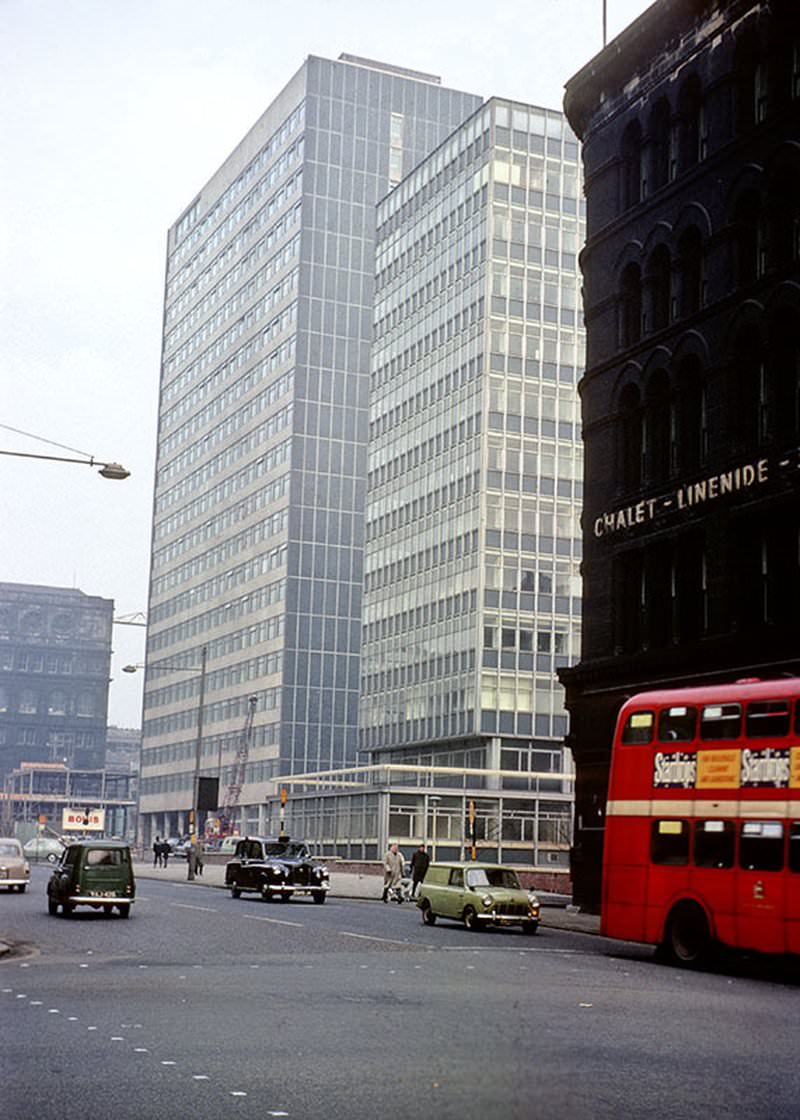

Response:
(361, 99), (584, 790)
(139, 55), (480, 843)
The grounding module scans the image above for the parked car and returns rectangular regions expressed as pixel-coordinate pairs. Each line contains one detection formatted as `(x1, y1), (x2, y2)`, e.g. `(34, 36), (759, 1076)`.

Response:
(225, 836), (329, 903)
(23, 836), (65, 863)
(0, 838), (30, 892)
(165, 836), (189, 858)
(47, 840), (135, 918)
(216, 835), (241, 856)
(416, 862), (541, 933)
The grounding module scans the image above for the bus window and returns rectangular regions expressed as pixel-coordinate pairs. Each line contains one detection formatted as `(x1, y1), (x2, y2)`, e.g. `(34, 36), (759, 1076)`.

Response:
(658, 705), (697, 742)
(651, 819), (689, 865)
(745, 700), (790, 738)
(739, 821), (784, 872)
(700, 703), (741, 740)
(693, 820), (734, 868)
(621, 710), (654, 744)
(789, 824), (800, 873)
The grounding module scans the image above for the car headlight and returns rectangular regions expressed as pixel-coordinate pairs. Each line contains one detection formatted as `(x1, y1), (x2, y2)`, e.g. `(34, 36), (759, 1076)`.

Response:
(528, 893), (540, 909)
(481, 894), (493, 909)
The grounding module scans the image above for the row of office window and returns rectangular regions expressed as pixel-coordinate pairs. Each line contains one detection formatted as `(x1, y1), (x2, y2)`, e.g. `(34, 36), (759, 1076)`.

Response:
(156, 395), (293, 490)
(170, 100), (304, 267)
(162, 203), (301, 405)
(162, 235), (300, 430)
(143, 686), (281, 739)
(168, 139), (304, 286)
(155, 429), (291, 538)
(0, 651), (106, 676)
(0, 686), (98, 717)
(145, 650), (282, 712)
(150, 552), (286, 631)
(365, 527), (479, 594)
(152, 473), (289, 579)
(370, 354), (482, 442)
(148, 605), (285, 658)
(366, 466), (478, 544)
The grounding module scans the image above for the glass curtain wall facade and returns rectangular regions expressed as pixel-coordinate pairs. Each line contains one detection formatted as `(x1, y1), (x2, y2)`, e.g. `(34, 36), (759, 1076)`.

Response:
(362, 99), (584, 787)
(140, 54), (480, 842)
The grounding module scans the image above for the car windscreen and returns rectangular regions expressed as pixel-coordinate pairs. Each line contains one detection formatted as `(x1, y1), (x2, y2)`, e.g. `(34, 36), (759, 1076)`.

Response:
(263, 843), (306, 858)
(0, 842), (19, 856)
(484, 868), (521, 890)
(465, 869), (490, 888)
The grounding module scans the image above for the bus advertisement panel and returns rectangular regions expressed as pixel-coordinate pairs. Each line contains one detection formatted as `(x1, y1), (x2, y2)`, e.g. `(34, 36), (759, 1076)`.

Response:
(602, 678), (800, 965)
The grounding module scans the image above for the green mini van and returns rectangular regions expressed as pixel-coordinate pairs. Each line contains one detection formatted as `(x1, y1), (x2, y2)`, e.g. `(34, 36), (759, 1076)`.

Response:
(417, 861), (540, 933)
(47, 840), (135, 918)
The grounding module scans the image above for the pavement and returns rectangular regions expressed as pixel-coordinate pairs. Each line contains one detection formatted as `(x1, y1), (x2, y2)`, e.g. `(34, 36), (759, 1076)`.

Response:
(129, 858), (601, 935)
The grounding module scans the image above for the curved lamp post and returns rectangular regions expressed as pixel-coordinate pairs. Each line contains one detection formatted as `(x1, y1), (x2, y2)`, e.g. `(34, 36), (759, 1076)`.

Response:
(124, 647), (207, 876)
(0, 449), (130, 479)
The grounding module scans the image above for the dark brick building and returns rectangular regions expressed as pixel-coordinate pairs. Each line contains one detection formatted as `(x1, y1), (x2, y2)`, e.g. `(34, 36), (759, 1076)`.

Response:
(561, 0), (800, 909)
(0, 584), (113, 779)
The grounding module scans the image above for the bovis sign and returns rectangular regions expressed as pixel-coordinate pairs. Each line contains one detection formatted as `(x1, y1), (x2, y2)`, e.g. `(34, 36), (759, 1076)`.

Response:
(593, 455), (774, 539)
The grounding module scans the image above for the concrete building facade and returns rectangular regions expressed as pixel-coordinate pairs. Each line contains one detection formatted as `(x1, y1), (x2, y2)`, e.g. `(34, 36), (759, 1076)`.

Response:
(0, 583), (113, 784)
(139, 54), (481, 843)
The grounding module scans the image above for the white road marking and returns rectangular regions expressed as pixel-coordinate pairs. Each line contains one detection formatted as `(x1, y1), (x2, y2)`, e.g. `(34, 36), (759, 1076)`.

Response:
(2, 988), (12, 993)
(134, 1048), (149, 1053)
(80, 964), (89, 968)
(162, 1061), (176, 1066)
(193, 1075), (209, 1080)
(268, 1112), (289, 1116)
(340, 931), (420, 947)
(88, 1026), (98, 1031)
(111, 1036), (124, 1041)
(241, 914), (303, 928)
(171, 903), (218, 913)
(19, 963), (30, 968)
(30, 1000), (43, 1006)
(230, 1091), (247, 1097)
(16, 994), (26, 999)
(68, 1017), (78, 1021)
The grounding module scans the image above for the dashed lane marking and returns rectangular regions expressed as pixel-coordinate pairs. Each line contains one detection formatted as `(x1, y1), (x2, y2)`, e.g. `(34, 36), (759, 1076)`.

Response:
(170, 903), (218, 913)
(339, 931), (423, 947)
(241, 914), (304, 928)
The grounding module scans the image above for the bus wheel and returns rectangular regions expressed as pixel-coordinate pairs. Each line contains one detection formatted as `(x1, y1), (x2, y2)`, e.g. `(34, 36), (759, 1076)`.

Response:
(662, 902), (710, 967)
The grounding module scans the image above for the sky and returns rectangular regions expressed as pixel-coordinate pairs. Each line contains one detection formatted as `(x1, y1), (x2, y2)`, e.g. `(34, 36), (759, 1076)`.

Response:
(1, 0), (654, 729)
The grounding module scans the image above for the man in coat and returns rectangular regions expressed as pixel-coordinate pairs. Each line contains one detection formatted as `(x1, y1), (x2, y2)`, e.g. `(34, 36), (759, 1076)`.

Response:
(382, 841), (405, 902)
(409, 843), (430, 898)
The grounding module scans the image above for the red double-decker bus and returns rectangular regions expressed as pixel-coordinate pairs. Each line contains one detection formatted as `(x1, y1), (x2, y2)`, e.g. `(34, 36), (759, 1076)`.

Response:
(602, 678), (800, 965)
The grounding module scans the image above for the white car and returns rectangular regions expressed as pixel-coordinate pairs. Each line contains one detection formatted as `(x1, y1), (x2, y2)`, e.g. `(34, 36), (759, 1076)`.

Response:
(0, 838), (30, 892)
(23, 836), (65, 863)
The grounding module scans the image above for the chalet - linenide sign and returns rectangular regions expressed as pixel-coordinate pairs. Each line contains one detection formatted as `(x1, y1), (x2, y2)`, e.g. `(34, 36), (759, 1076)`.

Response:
(593, 457), (770, 539)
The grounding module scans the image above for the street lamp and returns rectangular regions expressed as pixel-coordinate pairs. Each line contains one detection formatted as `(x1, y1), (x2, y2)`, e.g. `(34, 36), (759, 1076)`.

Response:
(0, 449), (130, 479)
(123, 647), (207, 877)
(429, 795), (441, 862)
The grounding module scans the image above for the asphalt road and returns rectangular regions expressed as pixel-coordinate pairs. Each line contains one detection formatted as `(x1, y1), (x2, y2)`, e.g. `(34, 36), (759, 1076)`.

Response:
(2, 866), (799, 1120)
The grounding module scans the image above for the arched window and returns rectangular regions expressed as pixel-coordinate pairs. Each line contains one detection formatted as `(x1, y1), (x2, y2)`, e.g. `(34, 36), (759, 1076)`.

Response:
(619, 262), (642, 346)
(645, 369), (671, 484)
(48, 690), (67, 716)
(19, 689), (37, 715)
(677, 226), (704, 317)
(676, 74), (705, 171)
(620, 120), (642, 210)
(618, 383), (644, 491)
(646, 245), (672, 332)
(769, 164), (800, 270)
(771, 310), (800, 445)
(733, 191), (764, 285)
(674, 356), (707, 473)
(77, 692), (96, 718)
(646, 98), (672, 193)
(732, 327), (767, 450)
(735, 31), (768, 131)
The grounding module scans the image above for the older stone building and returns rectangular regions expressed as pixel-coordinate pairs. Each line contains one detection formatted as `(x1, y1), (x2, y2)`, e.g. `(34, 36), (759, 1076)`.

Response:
(562, 0), (800, 909)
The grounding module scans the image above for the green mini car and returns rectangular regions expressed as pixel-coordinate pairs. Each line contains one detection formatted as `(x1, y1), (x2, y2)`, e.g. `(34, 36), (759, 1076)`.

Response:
(417, 861), (540, 933)
(47, 840), (135, 918)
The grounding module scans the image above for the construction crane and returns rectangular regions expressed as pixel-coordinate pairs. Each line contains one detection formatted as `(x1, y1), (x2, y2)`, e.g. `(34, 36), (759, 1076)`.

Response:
(217, 695), (257, 838)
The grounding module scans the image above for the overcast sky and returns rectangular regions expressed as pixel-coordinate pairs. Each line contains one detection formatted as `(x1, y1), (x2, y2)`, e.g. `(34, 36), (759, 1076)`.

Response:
(1, 0), (654, 728)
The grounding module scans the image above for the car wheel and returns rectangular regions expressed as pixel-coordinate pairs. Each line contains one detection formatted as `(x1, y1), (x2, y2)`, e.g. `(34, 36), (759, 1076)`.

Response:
(463, 906), (481, 931)
(260, 884), (274, 902)
(48, 898), (58, 916)
(47, 852), (58, 863)
(62, 902), (74, 918)
(521, 920), (539, 935)
(230, 883), (242, 899)
(312, 891), (326, 904)
(118, 904), (131, 919)
(420, 900), (436, 925)
(18, 884), (26, 894)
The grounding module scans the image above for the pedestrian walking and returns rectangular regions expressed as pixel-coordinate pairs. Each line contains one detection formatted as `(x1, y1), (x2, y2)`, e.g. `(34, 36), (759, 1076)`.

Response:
(187, 840), (197, 880)
(161, 839), (170, 867)
(382, 841), (405, 902)
(410, 842), (430, 898)
(195, 837), (205, 877)
(152, 836), (162, 869)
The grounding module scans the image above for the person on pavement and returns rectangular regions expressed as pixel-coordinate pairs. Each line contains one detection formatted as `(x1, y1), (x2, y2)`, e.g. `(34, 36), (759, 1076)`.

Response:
(153, 836), (162, 868)
(410, 843), (430, 898)
(382, 841), (405, 902)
